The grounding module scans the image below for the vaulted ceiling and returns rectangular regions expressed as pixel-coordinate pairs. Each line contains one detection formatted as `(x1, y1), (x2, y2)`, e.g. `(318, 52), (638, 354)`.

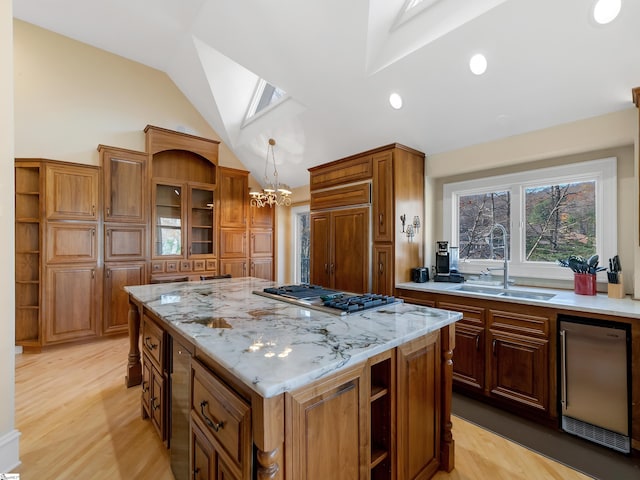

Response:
(13, 0), (640, 188)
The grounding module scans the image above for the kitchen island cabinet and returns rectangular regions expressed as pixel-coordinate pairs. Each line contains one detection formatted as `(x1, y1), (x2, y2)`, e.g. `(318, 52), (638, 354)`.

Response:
(124, 277), (461, 479)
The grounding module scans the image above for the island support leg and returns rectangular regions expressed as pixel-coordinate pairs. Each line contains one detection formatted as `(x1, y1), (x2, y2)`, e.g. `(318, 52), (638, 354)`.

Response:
(125, 297), (142, 387)
(440, 323), (456, 472)
(252, 393), (284, 479)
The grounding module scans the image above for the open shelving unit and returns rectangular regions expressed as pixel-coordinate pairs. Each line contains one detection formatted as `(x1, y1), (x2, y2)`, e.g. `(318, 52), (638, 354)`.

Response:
(370, 351), (394, 480)
(15, 163), (42, 347)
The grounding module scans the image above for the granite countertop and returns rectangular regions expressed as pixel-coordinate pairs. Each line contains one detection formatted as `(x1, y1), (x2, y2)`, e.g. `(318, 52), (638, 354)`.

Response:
(396, 280), (640, 320)
(125, 277), (462, 398)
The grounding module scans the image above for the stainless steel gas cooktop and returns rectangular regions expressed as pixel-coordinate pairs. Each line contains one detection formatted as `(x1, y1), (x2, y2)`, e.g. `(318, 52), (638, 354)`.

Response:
(253, 284), (402, 316)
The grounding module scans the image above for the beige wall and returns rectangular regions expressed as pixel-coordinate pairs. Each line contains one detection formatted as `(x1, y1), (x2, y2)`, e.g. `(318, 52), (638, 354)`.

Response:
(425, 109), (639, 295)
(13, 20), (246, 170)
(1, 0), (18, 472)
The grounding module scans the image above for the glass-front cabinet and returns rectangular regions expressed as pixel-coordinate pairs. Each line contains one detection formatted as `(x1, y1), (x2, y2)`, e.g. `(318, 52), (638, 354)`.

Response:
(188, 185), (215, 256)
(152, 181), (217, 281)
(154, 182), (183, 257)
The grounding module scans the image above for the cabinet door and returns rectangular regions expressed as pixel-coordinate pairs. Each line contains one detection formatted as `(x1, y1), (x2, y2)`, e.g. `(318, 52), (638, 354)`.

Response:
(191, 418), (214, 480)
(220, 229), (247, 258)
(250, 204), (273, 229)
(249, 230), (273, 257)
(46, 223), (97, 264)
(103, 262), (146, 335)
(396, 332), (441, 480)
(153, 182), (184, 258)
(188, 185), (216, 257)
(372, 151), (394, 243)
(219, 169), (248, 228)
(332, 207), (369, 294)
(285, 362), (368, 480)
(310, 212), (331, 287)
(488, 331), (549, 412)
(219, 259), (247, 278)
(105, 225), (146, 261)
(250, 258), (273, 281)
(452, 325), (485, 392)
(44, 265), (99, 344)
(45, 164), (99, 221)
(372, 244), (393, 296)
(102, 147), (147, 223)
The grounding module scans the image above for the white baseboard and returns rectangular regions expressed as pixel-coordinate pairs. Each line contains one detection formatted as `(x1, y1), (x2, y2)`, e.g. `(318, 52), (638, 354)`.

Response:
(0, 429), (21, 473)
(14, 346), (22, 355)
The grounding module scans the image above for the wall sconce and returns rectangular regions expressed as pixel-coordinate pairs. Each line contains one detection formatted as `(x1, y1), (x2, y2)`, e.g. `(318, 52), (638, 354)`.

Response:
(400, 214), (420, 241)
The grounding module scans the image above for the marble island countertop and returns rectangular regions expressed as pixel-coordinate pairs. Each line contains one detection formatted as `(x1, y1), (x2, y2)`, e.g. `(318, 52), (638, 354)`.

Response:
(396, 280), (640, 320)
(125, 277), (462, 398)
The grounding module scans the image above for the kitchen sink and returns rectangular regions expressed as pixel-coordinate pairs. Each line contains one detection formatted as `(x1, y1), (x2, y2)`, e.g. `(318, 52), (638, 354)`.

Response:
(451, 284), (556, 301)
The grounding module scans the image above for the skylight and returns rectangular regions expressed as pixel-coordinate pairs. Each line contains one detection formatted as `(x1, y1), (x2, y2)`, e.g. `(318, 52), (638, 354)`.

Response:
(245, 79), (287, 123)
(394, 0), (443, 29)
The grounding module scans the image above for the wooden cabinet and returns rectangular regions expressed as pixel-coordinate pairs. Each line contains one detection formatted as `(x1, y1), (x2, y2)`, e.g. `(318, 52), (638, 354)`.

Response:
(191, 358), (251, 480)
(396, 288), (554, 421)
(15, 161), (43, 347)
(103, 262), (146, 335)
(248, 205), (274, 280)
(396, 332), (442, 480)
(310, 207), (369, 293)
(44, 264), (99, 343)
(439, 301), (485, 393)
(100, 146), (148, 336)
(309, 144), (424, 295)
(99, 145), (147, 223)
(285, 362), (368, 480)
(15, 159), (101, 349)
(487, 310), (549, 413)
(218, 168), (251, 279)
(141, 314), (168, 443)
(370, 351), (394, 480)
(45, 164), (99, 221)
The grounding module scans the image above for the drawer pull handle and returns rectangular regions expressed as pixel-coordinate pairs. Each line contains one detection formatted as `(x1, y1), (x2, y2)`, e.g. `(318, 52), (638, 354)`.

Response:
(144, 336), (157, 351)
(200, 400), (224, 432)
(142, 381), (149, 393)
(476, 335), (480, 350)
(151, 397), (159, 411)
(492, 339), (497, 354)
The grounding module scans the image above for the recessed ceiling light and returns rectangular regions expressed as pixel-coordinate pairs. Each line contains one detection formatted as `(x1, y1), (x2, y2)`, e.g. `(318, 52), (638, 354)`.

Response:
(593, 0), (621, 24)
(389, 92), (403, 109)
(469, 54), (487, 75)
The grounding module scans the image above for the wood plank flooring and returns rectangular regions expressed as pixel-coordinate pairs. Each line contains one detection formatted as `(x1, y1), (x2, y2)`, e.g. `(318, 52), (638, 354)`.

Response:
(12, 336), (590, 480)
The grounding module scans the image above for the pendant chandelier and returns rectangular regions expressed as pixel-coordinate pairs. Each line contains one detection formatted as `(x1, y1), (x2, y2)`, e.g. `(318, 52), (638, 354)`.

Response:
(249, 138), (292, 208)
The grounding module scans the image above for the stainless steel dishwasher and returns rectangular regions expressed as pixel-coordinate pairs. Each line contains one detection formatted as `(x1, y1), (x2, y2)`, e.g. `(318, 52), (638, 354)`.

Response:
(170, 336), (193, 480)
(559, 315), (631, 453)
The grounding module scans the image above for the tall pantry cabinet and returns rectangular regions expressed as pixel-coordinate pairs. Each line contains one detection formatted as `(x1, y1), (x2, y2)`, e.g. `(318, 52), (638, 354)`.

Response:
(15, 159), (101, 350)
(308, 144), (425, 295)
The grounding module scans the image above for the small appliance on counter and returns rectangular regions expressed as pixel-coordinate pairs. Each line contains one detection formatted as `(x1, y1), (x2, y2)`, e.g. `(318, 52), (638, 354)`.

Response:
(411, 267), (429, 283)
(434, 241), (464, 283)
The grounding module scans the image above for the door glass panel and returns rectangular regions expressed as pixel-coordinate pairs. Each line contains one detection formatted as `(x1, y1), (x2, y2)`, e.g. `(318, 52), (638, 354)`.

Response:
(190, 188), (215, 256)
(155, 184), (182, 256)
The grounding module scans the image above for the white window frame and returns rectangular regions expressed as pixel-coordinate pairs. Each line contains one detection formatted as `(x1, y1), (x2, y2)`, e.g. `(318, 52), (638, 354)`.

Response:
(443, 157), (617, 281)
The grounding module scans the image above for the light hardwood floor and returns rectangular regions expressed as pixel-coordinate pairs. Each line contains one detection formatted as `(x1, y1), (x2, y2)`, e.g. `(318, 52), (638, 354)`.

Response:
(13, 336), (590, 480)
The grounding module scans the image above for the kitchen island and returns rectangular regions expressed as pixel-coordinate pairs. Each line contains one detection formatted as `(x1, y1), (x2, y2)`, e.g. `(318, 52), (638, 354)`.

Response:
(124, 277), (462, 479)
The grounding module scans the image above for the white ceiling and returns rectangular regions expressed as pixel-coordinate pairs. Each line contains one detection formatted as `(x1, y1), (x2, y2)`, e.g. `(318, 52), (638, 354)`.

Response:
(13, 0), (640, 188)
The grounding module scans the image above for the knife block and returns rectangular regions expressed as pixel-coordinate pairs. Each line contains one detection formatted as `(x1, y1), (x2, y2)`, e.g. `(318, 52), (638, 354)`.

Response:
(607, 275), (625, 299)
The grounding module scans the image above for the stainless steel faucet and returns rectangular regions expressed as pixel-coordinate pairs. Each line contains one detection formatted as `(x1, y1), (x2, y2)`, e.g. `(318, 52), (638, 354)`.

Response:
(487, 223), (509, 289)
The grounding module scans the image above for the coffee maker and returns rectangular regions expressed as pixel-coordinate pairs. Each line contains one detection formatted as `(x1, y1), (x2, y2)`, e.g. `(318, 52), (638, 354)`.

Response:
(434, 241), (464, 282)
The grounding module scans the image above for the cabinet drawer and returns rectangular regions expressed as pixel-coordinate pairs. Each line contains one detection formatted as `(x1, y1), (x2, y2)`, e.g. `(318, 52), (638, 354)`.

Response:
(105, 225), (145, 261)
(151, 261), (164, 274)
(180, 260), (193, 272)
(206, 259), (217, 271)
(309, 155), (372, 190)
(438, 302), (485, 327)
(488, 309), (549, 338)
(193, 259), (206, 272)
(310, 182), (371, 210)
(166, 261), (178, 273)
(191, 359), (251, 468)
(142, 315), (165, 370)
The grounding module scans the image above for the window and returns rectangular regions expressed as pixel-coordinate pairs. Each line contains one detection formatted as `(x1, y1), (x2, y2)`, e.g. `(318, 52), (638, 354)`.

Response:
(443, 158), (617, 280)
(291, 205), (310, 284)
(244, 79), (287, 125)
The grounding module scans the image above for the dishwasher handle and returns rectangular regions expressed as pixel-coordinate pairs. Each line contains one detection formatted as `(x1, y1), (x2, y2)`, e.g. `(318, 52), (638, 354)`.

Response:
(560, 329), (568, 409)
